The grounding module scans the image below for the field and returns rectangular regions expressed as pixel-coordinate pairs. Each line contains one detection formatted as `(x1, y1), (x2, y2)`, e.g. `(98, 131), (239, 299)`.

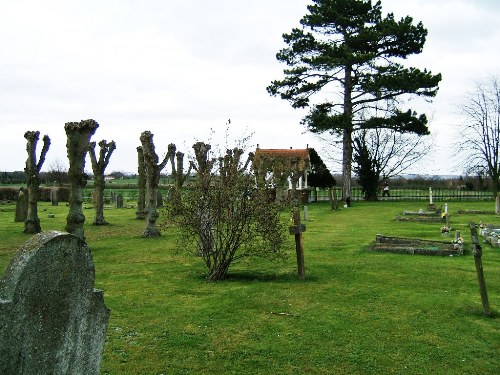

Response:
(0, 200), (499, 374)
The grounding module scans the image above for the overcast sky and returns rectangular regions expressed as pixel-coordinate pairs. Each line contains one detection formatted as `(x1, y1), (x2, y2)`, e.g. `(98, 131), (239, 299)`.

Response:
(1, 0), (499, 175)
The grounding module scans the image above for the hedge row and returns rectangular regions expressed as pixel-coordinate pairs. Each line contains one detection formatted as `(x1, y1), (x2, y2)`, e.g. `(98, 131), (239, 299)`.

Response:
(0, 187), (70, 202)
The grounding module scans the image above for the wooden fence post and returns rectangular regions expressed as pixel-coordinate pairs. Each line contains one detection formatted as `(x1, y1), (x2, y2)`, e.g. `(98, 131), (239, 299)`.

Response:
(289, 206), (305, 280)
(469, 222), (492, 317)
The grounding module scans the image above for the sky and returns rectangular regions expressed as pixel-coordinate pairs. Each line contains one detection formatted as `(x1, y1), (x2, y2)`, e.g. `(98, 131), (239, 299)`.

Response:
(1, 0), (499, 176)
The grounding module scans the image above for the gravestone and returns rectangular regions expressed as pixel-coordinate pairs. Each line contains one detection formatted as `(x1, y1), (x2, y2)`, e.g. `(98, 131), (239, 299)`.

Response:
(0, 231), (110, 375)
(110, 190), (116, 205)
(496, 193), (500, 215)
(14, 188), (28, 222)
(115, 194), (124, 208)
(50, 188), (59, 206)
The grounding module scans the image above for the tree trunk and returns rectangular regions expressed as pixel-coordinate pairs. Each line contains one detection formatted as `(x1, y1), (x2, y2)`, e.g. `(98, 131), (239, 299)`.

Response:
(143, 176), (160, 237)
(140, 131), (169, 237)
(24, 131), (50, 234)
(88, 140), (116, 226)
(342, 128), (353, 203)
(92, 175), (107, 225)
(342, 64), (353, 203)
(64, 120), (99, 240)
(136, 146), (146, 220)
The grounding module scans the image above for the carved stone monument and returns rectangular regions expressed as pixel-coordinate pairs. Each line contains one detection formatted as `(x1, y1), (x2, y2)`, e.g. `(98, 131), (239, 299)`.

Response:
(0, 231), (110, 374)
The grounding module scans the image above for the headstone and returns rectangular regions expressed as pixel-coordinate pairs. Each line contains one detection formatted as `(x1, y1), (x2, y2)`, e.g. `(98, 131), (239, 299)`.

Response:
(496, 193), (500, 215)
(50, 188), (59, 206)
(157, 191), (163, 208)
(14, 188), (28, 222)
(0, 231), (110, 375)
(110, 190), (116, 205)
(115, 194), (124, 208)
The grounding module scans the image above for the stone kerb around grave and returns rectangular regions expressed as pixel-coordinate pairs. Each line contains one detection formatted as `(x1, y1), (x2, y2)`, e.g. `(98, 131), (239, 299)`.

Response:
(0, 231), (110, 375)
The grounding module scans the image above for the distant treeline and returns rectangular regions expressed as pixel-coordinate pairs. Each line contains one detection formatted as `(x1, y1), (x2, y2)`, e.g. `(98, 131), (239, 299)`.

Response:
(0, 170), (69, 185)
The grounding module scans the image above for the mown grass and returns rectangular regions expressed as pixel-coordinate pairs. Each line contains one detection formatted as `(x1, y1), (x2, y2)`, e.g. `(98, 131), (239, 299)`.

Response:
(0, 201), (498, 374)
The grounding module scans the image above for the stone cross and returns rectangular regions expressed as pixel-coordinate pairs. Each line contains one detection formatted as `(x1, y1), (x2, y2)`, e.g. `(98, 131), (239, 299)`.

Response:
(0, 231), (110, 374)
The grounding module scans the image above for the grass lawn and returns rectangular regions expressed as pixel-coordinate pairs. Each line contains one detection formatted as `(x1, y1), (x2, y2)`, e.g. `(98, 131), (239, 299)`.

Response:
(0, 200), (498, 374)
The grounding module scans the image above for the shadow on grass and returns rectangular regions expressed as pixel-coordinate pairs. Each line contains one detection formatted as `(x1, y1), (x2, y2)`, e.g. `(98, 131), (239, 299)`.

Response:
(198, 270), (321, 283)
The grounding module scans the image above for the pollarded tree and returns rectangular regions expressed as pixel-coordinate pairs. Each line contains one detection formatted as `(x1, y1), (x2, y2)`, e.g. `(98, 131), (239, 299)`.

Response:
(64, 119), (99, 240)
(166, 143), (193, 214)
(456, 77), (500, 197)
(267, 0), (441, 204)
(140, 131), (171, 237)
(88, 140), (116, 225)
(23, 131), (51, 234)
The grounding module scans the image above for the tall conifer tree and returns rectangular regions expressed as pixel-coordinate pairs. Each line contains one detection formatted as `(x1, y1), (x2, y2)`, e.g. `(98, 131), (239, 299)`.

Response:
(267, 0), (441, 202)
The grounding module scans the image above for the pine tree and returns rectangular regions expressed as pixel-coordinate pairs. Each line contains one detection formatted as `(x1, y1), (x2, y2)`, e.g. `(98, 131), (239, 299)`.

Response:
(267, 0), (441, 203)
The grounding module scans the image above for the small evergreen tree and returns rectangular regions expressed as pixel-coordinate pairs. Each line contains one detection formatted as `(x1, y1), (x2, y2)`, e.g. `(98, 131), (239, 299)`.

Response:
(308, 148), (336, 201)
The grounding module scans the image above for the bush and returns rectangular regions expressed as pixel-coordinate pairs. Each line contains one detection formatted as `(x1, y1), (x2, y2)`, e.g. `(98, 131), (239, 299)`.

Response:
(39, 187), (70, 202)
(0, 187), (21, 201)
(167, 146), (289, 281)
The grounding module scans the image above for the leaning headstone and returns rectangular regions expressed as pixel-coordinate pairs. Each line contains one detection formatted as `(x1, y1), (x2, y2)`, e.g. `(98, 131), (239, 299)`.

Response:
(0, 231), (110, 375)
(115, 194), (124, 208)
(14, 188), (28, 222)
(157, 191), (163, 208)
(50, 188), (59, 206)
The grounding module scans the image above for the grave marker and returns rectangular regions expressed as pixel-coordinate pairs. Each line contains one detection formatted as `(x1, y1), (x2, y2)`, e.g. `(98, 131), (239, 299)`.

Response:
(50, 188), (59, 206)
(116, 194), (124, 208)
(14, 188), (28, 222)
(0, 231), (110, 374)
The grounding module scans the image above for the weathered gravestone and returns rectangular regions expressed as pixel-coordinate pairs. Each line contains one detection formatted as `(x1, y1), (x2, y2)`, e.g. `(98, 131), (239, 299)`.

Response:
(50, 188), (58, 206)
(0, 231), (110, 375)
(115, 194), (124, 208)
(14, 188), (28, 222)
(110, 190), (116, 205)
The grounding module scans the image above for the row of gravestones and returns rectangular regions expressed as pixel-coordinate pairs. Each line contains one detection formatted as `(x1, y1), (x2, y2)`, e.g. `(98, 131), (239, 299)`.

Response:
(15, 189), (168, 221)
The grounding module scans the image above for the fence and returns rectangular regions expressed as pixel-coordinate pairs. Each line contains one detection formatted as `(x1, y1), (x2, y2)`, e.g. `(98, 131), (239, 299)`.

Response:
(80, 186), (495, 204)
(314, 188), (496, 202)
